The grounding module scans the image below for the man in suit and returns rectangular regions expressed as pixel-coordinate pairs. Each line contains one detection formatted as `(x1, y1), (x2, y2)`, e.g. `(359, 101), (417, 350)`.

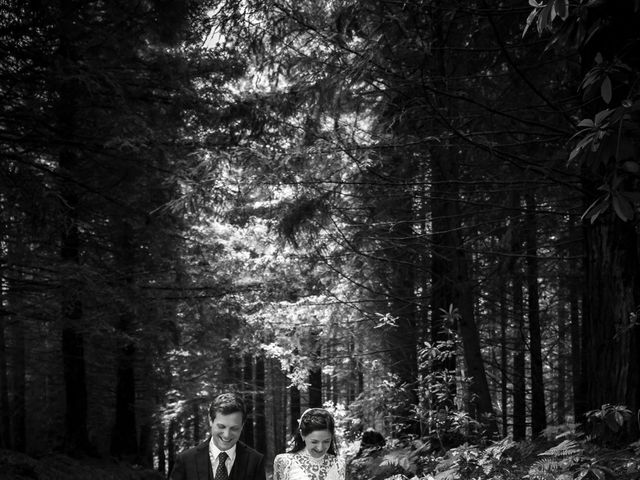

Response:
(169, 393), (266, 480)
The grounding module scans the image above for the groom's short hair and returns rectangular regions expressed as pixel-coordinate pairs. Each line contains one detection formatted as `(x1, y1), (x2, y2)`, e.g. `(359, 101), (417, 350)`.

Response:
(209, 392), (246, 422)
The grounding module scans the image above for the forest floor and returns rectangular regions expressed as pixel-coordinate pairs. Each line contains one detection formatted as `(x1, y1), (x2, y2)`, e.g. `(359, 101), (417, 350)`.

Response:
(0, 449), (163, 480)
(345, 434), (640, 480)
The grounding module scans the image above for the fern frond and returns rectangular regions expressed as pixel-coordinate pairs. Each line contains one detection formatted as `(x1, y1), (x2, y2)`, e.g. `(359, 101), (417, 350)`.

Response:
(484, 437), (517, 460)
(530, 457), (563, 473)
(539, 439), (583, 458)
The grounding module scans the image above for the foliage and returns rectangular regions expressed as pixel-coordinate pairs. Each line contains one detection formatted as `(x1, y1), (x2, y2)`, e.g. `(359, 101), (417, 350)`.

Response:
(345, 373), (417, 438)
(416, 308), (487, 448)
(347, 433), (640, 480)
(347, 435), (522, 480)
(346, 404), (640, 480)
(428, 438), (519, 480)
(584, 404), (634, 446)
(527, 439), (622, 480)
(348, 436), (430, 480)
(525, 0), (640, 223)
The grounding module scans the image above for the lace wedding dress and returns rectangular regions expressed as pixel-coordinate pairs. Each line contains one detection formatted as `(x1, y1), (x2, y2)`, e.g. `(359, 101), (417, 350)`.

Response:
(273, 450), (345, 480)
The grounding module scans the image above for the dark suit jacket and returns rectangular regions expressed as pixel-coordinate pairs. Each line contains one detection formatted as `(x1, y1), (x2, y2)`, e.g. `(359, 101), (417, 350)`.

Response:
(169, 440), (266, 480)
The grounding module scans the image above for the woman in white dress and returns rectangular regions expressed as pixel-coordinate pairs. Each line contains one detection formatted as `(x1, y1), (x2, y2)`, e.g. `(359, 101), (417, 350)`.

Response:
(273, 408), (345, 480)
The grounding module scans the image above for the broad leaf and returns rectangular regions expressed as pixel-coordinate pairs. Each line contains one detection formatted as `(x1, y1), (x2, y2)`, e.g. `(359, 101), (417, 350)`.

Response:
(594, 108), (614, 125)
(554, 0), (569, 20)
(612, 195), (634, 221)
(600, 76), (612, 104)
(581, 196), (610, 223)
(523, 8), (540, 38)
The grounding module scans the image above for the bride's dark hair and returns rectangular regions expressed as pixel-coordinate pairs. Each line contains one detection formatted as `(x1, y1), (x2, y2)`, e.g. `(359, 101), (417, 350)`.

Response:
(289, 408), (338, 455)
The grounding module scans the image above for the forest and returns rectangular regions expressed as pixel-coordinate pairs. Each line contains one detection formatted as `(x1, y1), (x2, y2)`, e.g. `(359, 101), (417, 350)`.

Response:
(1, 0), (639, 479)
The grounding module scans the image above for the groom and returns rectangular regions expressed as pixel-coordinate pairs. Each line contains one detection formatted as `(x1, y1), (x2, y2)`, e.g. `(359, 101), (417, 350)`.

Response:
(169, 392), (266, 480)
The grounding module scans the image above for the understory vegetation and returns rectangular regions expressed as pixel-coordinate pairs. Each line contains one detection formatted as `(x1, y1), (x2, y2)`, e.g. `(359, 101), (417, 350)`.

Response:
(344, 404), (640, 480)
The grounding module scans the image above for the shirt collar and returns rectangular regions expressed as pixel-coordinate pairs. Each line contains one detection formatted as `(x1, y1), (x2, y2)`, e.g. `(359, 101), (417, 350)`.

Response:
(209, 439), (237, 462)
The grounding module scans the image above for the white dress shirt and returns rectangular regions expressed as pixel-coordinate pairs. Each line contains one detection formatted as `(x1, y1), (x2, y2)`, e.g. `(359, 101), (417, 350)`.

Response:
(209, 440), (237, 478)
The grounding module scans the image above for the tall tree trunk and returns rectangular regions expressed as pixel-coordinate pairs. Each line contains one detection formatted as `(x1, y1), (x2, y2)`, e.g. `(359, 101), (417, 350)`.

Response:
(138, 355), (155, 468)
(1, 229), (15, 449)
(557, 295), (567, 423)
(242, 354), (254, 447)
(525, 193), (546, 437)
(111, 334), (137, 457)
(167, 418), (176, 476)
(270, 359), (287, 457)
(139, 423), (153, 468)
(254, 355), (266, 454)
(431, 150), (495, 430)
(455, 260), (496, 431)
(309, 334), (322, 407)
(192, 399), (201, 444)
(11, 315), (26, 452)
(430, 149), (458, 410)
(58, 0), (91, 456)
(383, 157), (419, 419)
(576, 3), (640, 434)
(500, 278), (509, 437)
(328, 342), (338, 404)
(347, 340), (358, 405)
(0, 312), (9, 448)
(264, 360), (276, 462)
(512, 304), (526, 441)
(289, 383), (300, 437)
(156, 422), (166, 475)
(581, 215), (640, 433)
(511, 192), (526, 441)
(569, 246), (582, 421)
(111, 223), (138, 459)
(61, 307), (90, 455)
(308, 365), (322, 407)
(364, 154), (422, 429)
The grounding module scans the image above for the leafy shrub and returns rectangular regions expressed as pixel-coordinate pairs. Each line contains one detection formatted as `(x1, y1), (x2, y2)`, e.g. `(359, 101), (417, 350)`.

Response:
(347, 438), (421, 480)
(417, 308), (489, 450)
(584, 404), (633, 446)
(426, 437), (519, 480)
(527, 438), (638, 480)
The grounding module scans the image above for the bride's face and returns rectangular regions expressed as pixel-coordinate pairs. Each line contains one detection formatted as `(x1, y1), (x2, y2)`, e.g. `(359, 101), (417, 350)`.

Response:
(302, 429), (332, 458)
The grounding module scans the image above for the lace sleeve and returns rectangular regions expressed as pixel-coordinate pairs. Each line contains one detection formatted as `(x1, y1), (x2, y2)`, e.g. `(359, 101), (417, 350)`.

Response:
(335, 456), (346, 480)
(274, 454), (291, 480)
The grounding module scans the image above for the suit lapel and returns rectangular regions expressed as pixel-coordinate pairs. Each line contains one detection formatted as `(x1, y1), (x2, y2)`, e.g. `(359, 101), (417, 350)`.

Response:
(196, 441), (212, 480)
(230, 442), (247, 480)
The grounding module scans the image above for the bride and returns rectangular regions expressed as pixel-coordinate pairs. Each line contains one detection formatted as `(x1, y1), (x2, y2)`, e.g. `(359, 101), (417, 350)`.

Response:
(273, 408), (345, 480)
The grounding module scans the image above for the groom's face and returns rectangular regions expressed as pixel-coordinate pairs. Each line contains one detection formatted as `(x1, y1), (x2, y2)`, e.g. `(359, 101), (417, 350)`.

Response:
(210, 411), (244, 451)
